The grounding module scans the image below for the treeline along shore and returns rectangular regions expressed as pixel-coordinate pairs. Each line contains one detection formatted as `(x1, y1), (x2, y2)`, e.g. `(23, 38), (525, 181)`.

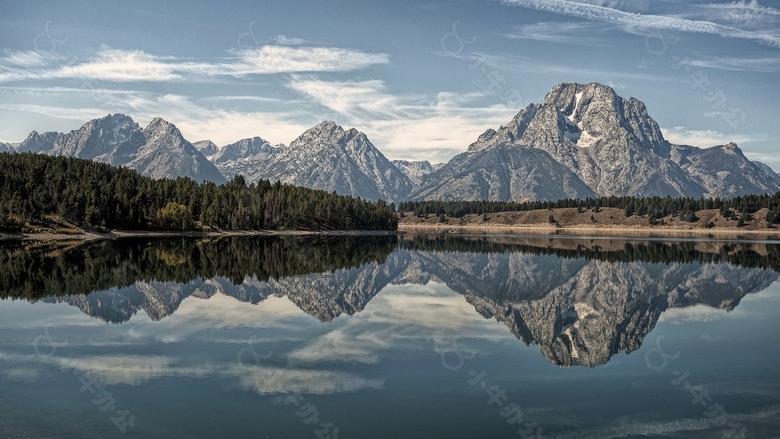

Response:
(398, 193), (780, 233)
(0, 152), (397, 233)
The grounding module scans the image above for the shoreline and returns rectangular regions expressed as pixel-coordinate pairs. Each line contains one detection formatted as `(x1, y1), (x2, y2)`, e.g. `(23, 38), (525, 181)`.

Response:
(4, 225), (780, 242)
(398, 223), (780, 240)
(4, 218), (780, 242)
(0, 229), (401, 242)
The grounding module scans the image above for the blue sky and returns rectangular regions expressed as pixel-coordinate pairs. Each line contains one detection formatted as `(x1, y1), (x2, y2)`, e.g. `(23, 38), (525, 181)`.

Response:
(1, 0), (778, 167)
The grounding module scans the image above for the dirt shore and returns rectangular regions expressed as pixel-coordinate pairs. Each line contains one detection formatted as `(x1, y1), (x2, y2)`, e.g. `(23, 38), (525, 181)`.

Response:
(398, 207), (780, 240)
(398, 223), (780, 240)
(4, 206), (780, 241)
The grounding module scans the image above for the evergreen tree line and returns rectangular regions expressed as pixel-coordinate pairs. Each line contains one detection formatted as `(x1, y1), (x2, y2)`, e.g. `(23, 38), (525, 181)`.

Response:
(0, 153), (397, 232)
(398, 192), (780, 225)
(0, 235), (397, 300)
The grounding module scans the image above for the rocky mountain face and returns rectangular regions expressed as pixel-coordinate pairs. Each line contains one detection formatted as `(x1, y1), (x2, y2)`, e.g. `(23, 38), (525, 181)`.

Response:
(193, 140), (219, 157)
(206, 137), (281, 180)
(129, 118), (226, 183)
(12, 114), (226, 184)
(412, 82), (776, 201)
(391, 160), (438, 186)
(7, 116), (414, 201)
(411, 145), (598, 202)
(246, 121), (414, 202)
(671, 142), (780, 198)
(754, 161), (780, 185)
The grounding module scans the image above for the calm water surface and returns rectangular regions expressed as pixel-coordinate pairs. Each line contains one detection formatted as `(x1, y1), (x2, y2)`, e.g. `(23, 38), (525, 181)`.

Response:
(0, 234), (779, 438)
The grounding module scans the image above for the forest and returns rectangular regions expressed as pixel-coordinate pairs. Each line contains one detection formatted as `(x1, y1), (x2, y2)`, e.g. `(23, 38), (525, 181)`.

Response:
(399, 191), (780, 226)
(0, 152), (397, 232)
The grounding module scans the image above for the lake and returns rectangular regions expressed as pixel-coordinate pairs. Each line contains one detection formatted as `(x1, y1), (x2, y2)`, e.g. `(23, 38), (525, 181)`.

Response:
(0, 234), (779, 438)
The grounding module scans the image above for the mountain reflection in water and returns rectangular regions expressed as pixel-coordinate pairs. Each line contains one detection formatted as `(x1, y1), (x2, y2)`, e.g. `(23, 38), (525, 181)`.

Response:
(1, 234), (778, 367)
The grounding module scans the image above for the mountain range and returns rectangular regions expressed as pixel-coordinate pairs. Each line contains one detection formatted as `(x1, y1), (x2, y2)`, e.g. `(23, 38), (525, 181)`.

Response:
(13, 114), (226, 184)
(5, 82), (779, 202)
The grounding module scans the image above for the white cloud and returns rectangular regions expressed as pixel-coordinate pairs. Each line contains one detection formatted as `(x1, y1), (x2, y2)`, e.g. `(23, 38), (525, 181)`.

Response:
(59, 48), (182, 81)
(288, 76), (409, 120)
(0, 45), (390, 83)
(227, 46), (390, 75)
(692, 1), (780, 28)
(661, 126), (763, 147)
(0, 47), (180, 82)
(498, 0), (780, 48)
(287, 76), (518, 162)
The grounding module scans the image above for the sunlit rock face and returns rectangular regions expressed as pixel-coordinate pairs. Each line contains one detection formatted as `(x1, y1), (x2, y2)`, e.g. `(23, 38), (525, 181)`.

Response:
(413, 82), (780, 201)
(15, 114), (226, 184)
(246, 121), (414, 202)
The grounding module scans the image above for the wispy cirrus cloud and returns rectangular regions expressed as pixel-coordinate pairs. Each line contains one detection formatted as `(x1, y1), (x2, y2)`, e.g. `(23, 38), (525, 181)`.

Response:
(0, 103), (108, 122)
(0, 50), (57, 67)
(688, 55), (780, 72)
(573, 0), (650, 11)
(502, 21), (610, 44)
(691, 0), (780, 28)
(498, 0), (780, 48)
(287, 76), (518, 161)
(273, 35), (310, 45)
(0, 45), (390, 83)
(440, 50), (679, 83)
